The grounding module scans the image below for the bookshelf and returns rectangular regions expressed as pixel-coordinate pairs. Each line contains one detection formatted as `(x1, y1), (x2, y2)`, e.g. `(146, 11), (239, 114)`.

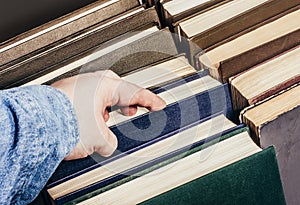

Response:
(1, 0), (299, 204)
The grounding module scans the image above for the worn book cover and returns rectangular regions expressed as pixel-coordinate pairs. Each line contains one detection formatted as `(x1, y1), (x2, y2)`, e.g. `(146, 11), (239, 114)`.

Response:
(197, 6), (300, 83)
(0, 0), (141, 66)
(178, 0), (300, 66)
(140, 146), (285, 205)
(241, 84), (300, 205)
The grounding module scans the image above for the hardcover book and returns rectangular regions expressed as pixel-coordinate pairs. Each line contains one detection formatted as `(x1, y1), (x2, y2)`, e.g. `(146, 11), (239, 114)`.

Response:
(161, 0), (229, 31)
(48, 71), (232, 179)
(197, 7), (300, 83)
(63, 128), (285, 205)
(0, 7), (173, 89)
(230, 45), (300, 115)
(176, 0), (300, 66)
(241, 84), (300, 205)
(0, 0), (141, 66)
(46, 71), (233, 204)
(139, 146), (285, 205)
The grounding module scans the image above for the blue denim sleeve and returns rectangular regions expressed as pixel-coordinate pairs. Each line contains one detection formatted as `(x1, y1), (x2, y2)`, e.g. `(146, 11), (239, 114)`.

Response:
(0, 85), (79, 205)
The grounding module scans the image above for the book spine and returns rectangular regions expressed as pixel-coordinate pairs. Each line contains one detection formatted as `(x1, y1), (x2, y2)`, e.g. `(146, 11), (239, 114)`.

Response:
(56, 124), (247, 205)
(0, 0), (140, 66)
(111, 83), (232, 153)
(0, 8), (162, 89)
(192, 0), (300, 50)
(221, 28), (300, 83)
(229, 81), (249, 122)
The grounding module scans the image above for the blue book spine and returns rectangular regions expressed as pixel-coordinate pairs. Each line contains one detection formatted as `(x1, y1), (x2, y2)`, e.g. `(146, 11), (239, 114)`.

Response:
(48, 83), (233, 204)
(112, 83), (232, 153)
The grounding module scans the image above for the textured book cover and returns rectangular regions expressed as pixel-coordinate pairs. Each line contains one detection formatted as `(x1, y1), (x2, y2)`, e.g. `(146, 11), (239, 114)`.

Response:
(259, 105), (300, 205)
(0, 0), (140, 66)
(180, 0), (300, 66)
(48, 82), (233, 185)
(139, 146), (285, 205)
(197, 6), (300, 83)
(0, 7), (166, 89)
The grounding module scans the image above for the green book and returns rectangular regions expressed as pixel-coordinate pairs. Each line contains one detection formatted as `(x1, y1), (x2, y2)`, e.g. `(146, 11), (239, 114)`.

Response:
(140, 146), (285, 205)
(63, 126), (285, 205)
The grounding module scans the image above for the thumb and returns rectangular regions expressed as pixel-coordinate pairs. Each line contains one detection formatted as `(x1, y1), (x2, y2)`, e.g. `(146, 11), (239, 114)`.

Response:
(64, 116), (118, 160)
(94, 117), (118, 157)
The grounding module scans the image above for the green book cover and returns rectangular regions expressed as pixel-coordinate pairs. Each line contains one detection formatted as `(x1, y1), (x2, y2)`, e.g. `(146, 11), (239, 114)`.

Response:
(64, 126), (255, 205)
(139, 146), (285, 205)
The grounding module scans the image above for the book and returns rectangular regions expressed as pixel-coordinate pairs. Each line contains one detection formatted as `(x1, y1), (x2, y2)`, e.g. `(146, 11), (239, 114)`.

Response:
(45, 67), (232, 202)
(241, 84), (300, 205)
(0, 0), (140, 66)
(48, 114), (237, 204)
(176, 0), (300, 66)
(106, 73), (223, 127)
(198, 7), (300, 83)
(1, 7), (173, 89)
(161, 0), (229, 31)
(139, 147), (284, 205)
(25, 54), (196, 89)
(62, 128), (285, 205)
(48, 72), (232, 181)
(230, 45), (300, 115)
(120, 54), (197, 88)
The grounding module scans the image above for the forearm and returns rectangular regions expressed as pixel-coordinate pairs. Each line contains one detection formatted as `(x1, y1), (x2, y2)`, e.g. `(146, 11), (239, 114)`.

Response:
(0, 85), (79, 205)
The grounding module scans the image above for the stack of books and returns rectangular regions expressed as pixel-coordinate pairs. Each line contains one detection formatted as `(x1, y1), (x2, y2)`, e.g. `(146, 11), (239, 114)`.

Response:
(2, 0), (299, 204)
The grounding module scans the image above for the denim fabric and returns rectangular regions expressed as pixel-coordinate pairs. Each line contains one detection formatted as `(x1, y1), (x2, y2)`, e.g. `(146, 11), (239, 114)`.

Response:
(0, 85), (79, 205)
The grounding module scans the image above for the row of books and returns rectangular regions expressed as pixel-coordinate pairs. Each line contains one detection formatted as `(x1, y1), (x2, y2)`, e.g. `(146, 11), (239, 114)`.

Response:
(41, 54), (287, 204)
(159, 1), (300, 204)
(0, 0), (299, 204)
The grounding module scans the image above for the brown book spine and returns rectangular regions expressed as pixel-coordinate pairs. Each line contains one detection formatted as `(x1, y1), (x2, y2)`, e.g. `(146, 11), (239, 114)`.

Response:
(220, 28), (300, 83)
(0, 8), (161, 88)
(249, 74), (300, 105)
(191, 0), (300, 51)
(0, 0), (140, 67)
(43, 27), (178, 85)
(229, 81), (249, 121)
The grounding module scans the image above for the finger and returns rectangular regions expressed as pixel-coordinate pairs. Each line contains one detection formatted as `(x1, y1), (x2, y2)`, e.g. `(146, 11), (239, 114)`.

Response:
(120, 105), (138, 116)
(113, 80), (166, 111)
(135, 89), (166, 111)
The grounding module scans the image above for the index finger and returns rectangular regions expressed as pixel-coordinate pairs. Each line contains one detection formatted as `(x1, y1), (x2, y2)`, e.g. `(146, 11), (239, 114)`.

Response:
(116, 81), (166, 111)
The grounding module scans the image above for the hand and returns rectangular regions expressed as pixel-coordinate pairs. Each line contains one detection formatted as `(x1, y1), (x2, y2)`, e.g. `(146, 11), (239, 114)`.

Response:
(52, 70), (166, 160)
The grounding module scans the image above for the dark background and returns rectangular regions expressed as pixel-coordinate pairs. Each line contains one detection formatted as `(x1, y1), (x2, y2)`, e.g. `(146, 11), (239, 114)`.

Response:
(0, 0), (99, 43)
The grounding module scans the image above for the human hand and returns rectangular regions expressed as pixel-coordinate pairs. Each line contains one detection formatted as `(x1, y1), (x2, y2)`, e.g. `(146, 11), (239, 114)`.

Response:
(51, 70), (166, 160)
